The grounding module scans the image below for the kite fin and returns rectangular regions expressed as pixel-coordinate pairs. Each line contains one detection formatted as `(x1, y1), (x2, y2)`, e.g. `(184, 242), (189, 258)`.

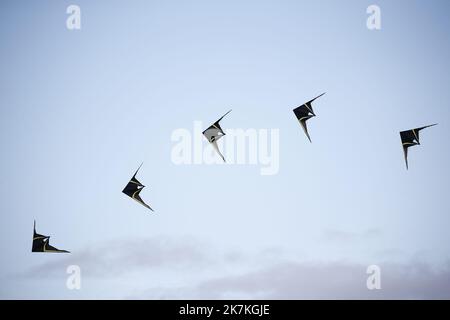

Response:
(299, 120), (312, 143)
(212, 140), (226, 162)
(403, 146), (409, 170)
(312, 92), (326, 101)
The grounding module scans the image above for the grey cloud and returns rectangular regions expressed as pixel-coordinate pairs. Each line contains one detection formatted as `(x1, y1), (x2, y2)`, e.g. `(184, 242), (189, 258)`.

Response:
(20, 236), (209, 278)
(321, 228), (382, 243)
(192, 260), (450, 300)
(16, 236), (450, 300)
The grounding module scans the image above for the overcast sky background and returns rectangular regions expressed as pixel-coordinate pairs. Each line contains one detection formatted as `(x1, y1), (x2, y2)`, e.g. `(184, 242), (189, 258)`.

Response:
(1, 0), (450, 299)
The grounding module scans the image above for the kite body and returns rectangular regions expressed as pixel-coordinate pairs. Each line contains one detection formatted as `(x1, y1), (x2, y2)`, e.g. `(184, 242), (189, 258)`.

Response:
(32, 221), (69, 253)
(203, 110), (232, 162)
(122, 164), (154, 211)
(400, 124), (437, 169)
(293, 93), (325, 142)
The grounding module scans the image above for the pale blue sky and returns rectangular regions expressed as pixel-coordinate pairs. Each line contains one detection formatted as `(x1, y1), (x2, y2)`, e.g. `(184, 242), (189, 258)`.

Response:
(1, 0), (449, 299)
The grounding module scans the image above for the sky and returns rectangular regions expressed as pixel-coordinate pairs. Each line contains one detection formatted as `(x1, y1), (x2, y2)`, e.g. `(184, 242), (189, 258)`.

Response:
(0, 0), (450, 299)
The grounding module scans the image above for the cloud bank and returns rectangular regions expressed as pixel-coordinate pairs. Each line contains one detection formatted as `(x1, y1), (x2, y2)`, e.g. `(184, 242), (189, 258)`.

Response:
(11, 236), (450, 299)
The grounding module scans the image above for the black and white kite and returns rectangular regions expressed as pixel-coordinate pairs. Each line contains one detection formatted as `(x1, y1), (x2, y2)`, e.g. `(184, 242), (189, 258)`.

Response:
(202, 110), (232, 162)
(122, 163), (154, 211)
(293, 93), (325, 142)
(400, 124), (437, 169)
(32, 221), (69, 253)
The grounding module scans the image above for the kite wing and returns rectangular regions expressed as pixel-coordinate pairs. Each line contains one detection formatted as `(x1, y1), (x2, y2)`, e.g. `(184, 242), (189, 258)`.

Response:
(215, 109), (232, 124)
(304, 92), (325, 115)
(211, 140), (226, 162)
(299, 116), (313, 143)
(132, 189), (154, 211)
(402, 144), (409, 170)
(42, 238), (70, 253)
(415, 124), (438, 142)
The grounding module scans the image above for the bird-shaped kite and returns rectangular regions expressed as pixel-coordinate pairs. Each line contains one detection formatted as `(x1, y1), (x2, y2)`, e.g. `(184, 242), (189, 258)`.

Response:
(203, 110), (232, 162)
(32, 221), (70, 253)
(293, 93), (325, 142)
(400, 124), (437, 169)
(122, 163), (154, 211)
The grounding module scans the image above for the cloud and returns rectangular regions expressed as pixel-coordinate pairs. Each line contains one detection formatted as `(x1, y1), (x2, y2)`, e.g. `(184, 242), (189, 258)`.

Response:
(320, 228), (382, 243)
(15, 236), (450, 299)
(188, 260), (450, 300)
(20, 235), (210, 278)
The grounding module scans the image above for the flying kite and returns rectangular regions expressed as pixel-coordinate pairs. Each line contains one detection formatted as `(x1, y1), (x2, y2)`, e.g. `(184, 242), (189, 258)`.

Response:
(122, 163), (154, 211)
(203, 110), (232, 162)
(400, 124), (437, 169)
(32, 221), (70, 253)
(293, 93), (326, 142)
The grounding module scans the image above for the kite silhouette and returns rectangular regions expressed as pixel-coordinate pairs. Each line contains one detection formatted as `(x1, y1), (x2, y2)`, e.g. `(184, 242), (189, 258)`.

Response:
(293, 93), (325, 142)
(203, 110), (232, 162)
(400, 124), (437, 169)
(32, 221), (69, 253)
(122, 163), (154, 211)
